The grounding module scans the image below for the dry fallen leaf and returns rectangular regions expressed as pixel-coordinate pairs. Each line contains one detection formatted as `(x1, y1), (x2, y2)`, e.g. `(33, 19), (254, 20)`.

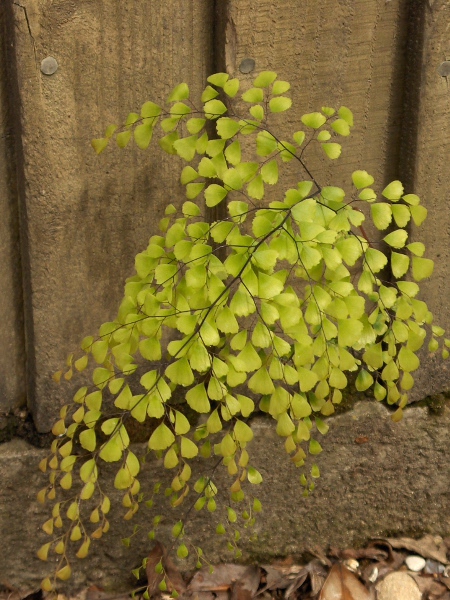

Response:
(187, 592), (227, 600)
(0, 585), (42, 600)
(319, 564), (371, 600)
(385, 535), (448, 564)
(284, 571), (308, 599)
(230, 578), (259, 600)
(329, 546), (388, 562)
(188, 564), (259, 598)
(304, 560), (328, 596)
(259, 564), (307, 592)
(308, 546), (333, 567)
(145, 541), (165, 597)
(145, 541), (186, 598)
(258, 560), (326, 597)
(409, 573), (448, 599)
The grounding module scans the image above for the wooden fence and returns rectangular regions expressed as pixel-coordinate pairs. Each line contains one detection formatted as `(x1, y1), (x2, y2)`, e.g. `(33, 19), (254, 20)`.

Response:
(1, 0), (449, 432)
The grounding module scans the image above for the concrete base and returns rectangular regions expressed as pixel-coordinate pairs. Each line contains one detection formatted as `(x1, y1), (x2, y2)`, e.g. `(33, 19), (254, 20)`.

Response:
(1, 400), (449, 592)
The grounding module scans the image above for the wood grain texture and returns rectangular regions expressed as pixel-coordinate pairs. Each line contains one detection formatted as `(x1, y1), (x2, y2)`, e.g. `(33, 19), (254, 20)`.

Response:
(405, 0), (450, 399)
(223, 0), (450, 397)
(11, 0), (214, 430)
(224, 0), (409, 192)
(0, 3), (26, 411)
(6, 0), (450, 432)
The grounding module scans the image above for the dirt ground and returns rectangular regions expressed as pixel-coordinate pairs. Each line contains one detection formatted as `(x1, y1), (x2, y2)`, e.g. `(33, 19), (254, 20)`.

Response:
(3, 534), (450, 600)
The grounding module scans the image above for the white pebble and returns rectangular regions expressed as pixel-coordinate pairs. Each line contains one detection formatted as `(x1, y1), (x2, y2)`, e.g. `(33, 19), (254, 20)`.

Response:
(405, 555), (426, 571)
(343, 558), (359, 572)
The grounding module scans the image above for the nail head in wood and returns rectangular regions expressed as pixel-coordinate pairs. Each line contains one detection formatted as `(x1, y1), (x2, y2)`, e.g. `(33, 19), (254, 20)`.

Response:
(41, 57), (58, 75)
(239, 58), (255, 74)
(437, 61), (450, 77)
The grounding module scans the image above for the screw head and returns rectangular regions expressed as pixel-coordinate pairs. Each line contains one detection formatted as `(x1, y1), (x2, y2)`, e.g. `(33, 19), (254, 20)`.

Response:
(41, 56), (58, 75)
(239, 58), (255, 74)
(437, 61), (450, 77)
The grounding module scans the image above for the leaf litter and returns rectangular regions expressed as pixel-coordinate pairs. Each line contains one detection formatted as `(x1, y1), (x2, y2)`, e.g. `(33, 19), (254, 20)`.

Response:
(4, 535), (450, 600)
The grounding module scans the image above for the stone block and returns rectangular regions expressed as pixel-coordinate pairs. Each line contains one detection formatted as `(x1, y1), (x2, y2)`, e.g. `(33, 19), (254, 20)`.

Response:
(1, 401), (449, 592)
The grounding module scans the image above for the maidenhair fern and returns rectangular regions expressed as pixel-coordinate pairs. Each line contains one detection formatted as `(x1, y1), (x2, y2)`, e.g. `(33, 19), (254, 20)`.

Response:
(37, 71), (448, 592)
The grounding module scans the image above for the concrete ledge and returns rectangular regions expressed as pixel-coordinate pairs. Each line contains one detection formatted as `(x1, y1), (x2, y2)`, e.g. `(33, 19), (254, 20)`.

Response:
(1, 400), (449, 592)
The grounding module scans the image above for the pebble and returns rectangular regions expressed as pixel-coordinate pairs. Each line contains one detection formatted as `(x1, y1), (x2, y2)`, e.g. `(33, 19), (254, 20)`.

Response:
(376, 572), (421, 600)
(405, 555), (426, 571)
(343, 558), (359, 572)
(424, 559), (445, 574)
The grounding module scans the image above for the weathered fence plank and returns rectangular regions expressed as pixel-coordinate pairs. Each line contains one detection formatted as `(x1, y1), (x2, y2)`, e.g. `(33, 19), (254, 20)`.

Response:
(0, 4), (26, 412)
(5, 0), (450, 429)
(223, 0), (450, 398)
(404, 0), (450, 400)
(223, 0), (410, 190)
(10, 0), (214, 431)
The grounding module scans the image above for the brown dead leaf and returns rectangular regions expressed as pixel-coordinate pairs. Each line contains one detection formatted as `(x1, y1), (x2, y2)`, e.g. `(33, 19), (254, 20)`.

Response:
(185, 594), (214, 600)
(146, 542), (165, 597)
(41, 587), (132, 600)
(188, 565), (259, 597)
(329, 546), (388, 562)
(189, 593), (228, 600)
(366, 539), (398, 563)
(308, 546), (333, 568)
(359, 549), (405, 588)
(385, 535), (448, 564)
(308, 560), (328, 596)
(145, 541), (186, 598)
(284, 572), (308, 599)
(440, 575), (450, 591)
(409, 574), (447, 599)
(258, 564), (285, 591)
(81, 590), (133, 600)
(258, 561), (326, 598)
(319, 564), (371, 600)
(0, 581), (36, 600)
(259, 564), (307, 591)
(85, 585), (130, 600)
(361, 563), (380, 586)
(227, 565), (261, 600)
(230, 579), (258, 600)
(163, 554), (187, 596)
(0, 586), (40, 600)
(369, 539), (422, 572)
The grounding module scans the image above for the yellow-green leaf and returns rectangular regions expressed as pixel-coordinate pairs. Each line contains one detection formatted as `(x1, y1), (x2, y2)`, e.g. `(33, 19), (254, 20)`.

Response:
(148, 423), (175, 451)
